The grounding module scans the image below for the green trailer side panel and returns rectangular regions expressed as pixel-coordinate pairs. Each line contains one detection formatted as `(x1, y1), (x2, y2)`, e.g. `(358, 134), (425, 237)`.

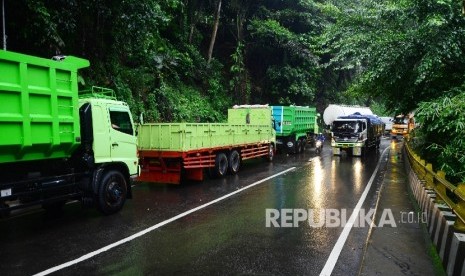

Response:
(271, 106), (317, 137)
(227, 107), (273, 126)
(0, 50), (89, 163)
(138, 123), (275, 152)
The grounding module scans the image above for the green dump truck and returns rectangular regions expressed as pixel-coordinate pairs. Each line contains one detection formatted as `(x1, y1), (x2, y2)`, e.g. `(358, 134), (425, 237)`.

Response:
(0, 50), (138, 215)
(137, 105), (275, 184)
(271, 106), (319, 153)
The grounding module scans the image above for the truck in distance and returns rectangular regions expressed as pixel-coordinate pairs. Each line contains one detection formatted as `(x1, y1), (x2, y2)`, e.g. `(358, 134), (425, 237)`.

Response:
(391, 114), (414, 138)
(379, 117), (393, 135)
(330, 113), (384, 156)
(137, 105), (276, 184)
(271, 106), (318, 154)
(0, 50), (138, 216)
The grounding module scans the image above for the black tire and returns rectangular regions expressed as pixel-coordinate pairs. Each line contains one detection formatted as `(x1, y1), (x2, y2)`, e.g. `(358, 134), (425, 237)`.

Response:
(214, 153), (228, 177)
(300, 139), (306, 153)
(286, 138), (298, 154)
(296, 139), (302, 154)
(97, 170), (127, 215)
(267, 144), (275, 162)
(362, 142), (369, 156)
(228, 150), (241, 174)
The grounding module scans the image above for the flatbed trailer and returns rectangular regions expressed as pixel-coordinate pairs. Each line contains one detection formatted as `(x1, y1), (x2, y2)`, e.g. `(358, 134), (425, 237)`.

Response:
(137, 106), (275, 184)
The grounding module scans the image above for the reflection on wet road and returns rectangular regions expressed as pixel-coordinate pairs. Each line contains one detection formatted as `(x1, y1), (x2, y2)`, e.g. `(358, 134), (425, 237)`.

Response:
(0, 139), (398, 276)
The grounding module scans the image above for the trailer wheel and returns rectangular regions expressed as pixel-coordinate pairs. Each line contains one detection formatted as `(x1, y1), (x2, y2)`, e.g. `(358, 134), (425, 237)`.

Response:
(228, 150), (241, 174)
(214, 153), (229, 177)
(97, 170), (127, 215)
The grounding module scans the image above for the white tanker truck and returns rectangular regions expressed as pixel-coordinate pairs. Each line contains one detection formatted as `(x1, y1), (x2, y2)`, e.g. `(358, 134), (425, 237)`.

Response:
(323, 104), (374, 125)
(323, 105), (384, 156)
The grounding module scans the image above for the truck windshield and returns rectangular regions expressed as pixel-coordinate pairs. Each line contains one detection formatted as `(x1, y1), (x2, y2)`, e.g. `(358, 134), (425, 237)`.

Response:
(393, 117), (408, 124)
(332, 121), (361, 133)
(110, 111), (134, 135)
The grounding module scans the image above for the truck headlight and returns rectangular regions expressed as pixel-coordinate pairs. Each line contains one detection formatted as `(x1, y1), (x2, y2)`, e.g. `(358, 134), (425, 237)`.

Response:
(287, 141), (294, 148)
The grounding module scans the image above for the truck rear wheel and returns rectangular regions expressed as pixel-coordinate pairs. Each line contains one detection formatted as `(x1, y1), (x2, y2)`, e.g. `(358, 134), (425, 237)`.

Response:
(296, 139), (302, 154)
(267, 144), (275, 162)
(214, 153), (228, 177)
(97, 170), (127, 215)
(228, 150), (240, 174)
(300, 138), (307, 152)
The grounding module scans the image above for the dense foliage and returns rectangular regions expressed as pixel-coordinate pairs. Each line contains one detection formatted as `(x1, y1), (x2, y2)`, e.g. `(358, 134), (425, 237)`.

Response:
(413, 91), (465, 182)
(2, 0), (465, 177)
(3, 0), (346, 122)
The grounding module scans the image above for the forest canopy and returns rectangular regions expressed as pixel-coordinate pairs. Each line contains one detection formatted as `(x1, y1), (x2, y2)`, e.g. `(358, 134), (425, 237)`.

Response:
(3, 0), (465, 180)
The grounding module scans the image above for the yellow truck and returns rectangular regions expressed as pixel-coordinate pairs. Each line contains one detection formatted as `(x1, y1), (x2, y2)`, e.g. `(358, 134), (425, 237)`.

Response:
(391, 114), (414, 138)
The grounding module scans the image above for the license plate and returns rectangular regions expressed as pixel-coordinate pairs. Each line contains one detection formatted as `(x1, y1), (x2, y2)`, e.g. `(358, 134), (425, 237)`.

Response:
(1, 189), (12, 197)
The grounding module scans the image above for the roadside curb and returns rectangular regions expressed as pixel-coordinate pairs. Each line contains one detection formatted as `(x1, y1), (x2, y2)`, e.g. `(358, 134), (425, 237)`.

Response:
(359, 141), (440, 275)
(404, 144), (464, 276)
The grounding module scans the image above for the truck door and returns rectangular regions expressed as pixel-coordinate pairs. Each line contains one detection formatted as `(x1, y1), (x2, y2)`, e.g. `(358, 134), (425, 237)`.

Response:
(108, 107), (138, 171)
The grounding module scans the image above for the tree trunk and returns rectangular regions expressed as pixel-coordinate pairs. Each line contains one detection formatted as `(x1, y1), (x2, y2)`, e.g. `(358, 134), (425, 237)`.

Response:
(188, 23), (195, 43)
(207, 0), (222, 63)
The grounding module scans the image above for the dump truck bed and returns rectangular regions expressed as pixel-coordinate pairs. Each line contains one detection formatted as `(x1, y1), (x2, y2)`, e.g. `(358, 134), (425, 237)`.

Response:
(0, 50), (89, 163)
(272, 106), (317, 135)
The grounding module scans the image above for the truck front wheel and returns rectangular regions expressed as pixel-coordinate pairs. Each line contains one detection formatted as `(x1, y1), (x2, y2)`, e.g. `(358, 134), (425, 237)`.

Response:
(97, 170), (127, 215)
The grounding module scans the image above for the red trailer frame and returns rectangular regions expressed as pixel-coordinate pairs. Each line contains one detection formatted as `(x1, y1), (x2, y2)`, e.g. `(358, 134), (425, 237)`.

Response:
(138, 142), (273, 184)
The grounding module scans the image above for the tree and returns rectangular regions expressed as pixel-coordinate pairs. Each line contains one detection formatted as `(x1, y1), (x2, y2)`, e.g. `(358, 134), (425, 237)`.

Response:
(207, 0), (222, 63)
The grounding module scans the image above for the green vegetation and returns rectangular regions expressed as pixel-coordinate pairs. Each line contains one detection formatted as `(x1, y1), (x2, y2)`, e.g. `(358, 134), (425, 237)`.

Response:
(2, 0), (465, 175)
(413, 92), (465, 182)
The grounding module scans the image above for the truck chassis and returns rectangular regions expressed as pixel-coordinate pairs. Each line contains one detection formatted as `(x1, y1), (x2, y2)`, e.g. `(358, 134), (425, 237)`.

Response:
(138, 143), (273, 184)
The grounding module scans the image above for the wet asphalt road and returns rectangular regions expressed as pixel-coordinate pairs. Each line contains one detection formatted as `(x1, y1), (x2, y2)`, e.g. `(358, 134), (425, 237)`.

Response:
(0, 138), (397, 276)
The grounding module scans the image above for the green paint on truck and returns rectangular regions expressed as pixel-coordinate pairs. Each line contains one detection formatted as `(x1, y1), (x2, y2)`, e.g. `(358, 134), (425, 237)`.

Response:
(0, 50), (88, 163)
(0, 50), (138, 215)
(138, 106), (275, 152)
(271, 106), (319, 154)
(137, 105), (276, 184)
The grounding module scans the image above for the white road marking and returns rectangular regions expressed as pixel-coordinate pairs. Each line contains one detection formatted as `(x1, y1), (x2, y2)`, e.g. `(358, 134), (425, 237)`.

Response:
(34, 167), (296, 276)
(319, 147), (390, 276)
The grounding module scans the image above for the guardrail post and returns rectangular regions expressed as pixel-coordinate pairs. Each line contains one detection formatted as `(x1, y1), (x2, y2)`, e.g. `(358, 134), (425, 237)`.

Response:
(419, 158), (426, 179)
(454, 184), (465, 233)
(435, 171), (448, 205)
(425, 163), (435, 190)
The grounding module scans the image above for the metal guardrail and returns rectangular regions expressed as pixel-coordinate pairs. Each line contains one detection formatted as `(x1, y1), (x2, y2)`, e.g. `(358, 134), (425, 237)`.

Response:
(405, 141), (465, 232)
(79, 86), (117, 100)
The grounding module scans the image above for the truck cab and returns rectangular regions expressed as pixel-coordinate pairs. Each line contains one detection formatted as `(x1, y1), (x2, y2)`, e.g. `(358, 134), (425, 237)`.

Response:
(0, 50), (137, 216)
(79, 89), (138, 176)
(391, 115), (409, 138)
(331, 113), (383, 156)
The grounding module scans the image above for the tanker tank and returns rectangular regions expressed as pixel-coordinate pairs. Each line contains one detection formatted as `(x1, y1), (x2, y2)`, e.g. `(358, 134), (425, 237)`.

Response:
(323, 104), (373, 125)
